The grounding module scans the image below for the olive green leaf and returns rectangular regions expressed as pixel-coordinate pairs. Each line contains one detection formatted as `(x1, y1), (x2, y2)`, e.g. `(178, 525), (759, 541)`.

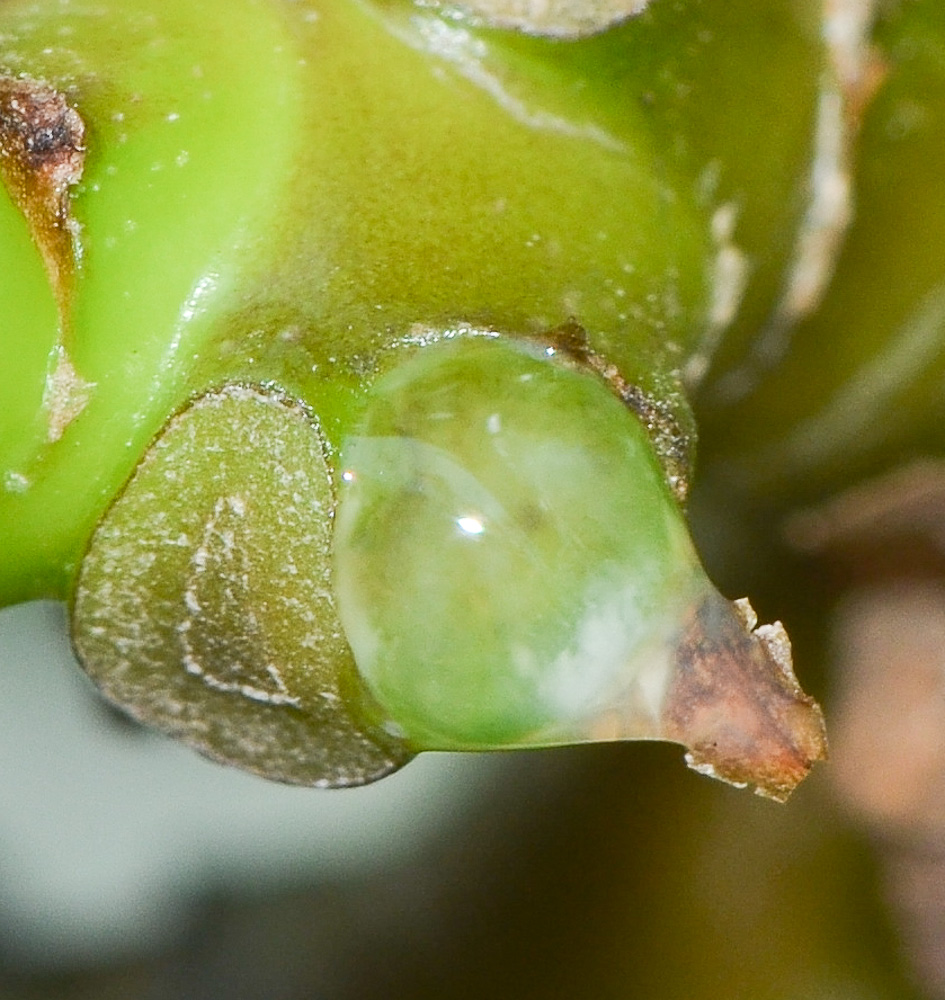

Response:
(73, 384), (411, 786)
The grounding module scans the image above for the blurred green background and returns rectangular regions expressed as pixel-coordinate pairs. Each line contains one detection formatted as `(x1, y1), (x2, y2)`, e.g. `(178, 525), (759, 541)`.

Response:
(0, 593), (916, 1000)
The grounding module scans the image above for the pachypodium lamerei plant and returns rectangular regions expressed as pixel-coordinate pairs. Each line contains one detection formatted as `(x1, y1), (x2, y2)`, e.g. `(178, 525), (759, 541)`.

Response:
(0, 0), (854, 799)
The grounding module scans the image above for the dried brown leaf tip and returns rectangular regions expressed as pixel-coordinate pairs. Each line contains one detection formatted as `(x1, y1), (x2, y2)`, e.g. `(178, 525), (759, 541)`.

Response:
(0, 76), (85, 300)
(661, 591), (827, 802)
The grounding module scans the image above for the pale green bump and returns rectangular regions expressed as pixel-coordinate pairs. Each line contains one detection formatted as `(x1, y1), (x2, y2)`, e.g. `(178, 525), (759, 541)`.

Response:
(333, 336), (705, 750)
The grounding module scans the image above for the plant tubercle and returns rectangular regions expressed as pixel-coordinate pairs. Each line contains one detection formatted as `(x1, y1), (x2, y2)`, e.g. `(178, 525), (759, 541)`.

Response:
(0, 0), (829, 799)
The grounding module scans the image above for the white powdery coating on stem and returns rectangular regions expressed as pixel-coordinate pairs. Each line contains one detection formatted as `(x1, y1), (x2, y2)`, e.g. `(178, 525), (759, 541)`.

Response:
(684, 201), (749, 386)
(441, 0), (649, 37)
(43, 345), (95, 441)
(714, 0), (882, 401)
(399, 17), (627, 152)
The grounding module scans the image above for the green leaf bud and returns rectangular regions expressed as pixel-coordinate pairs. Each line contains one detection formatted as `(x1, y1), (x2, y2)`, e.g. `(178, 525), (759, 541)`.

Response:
(333, 335), (826, 797)
(334, 335), (702, 748)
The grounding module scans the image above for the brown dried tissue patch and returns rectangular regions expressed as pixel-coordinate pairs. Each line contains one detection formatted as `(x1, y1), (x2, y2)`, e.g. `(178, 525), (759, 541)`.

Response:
(1, 76), (94, 440)
(661, 591), (827, 801)
(0, 75), (85, 301)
